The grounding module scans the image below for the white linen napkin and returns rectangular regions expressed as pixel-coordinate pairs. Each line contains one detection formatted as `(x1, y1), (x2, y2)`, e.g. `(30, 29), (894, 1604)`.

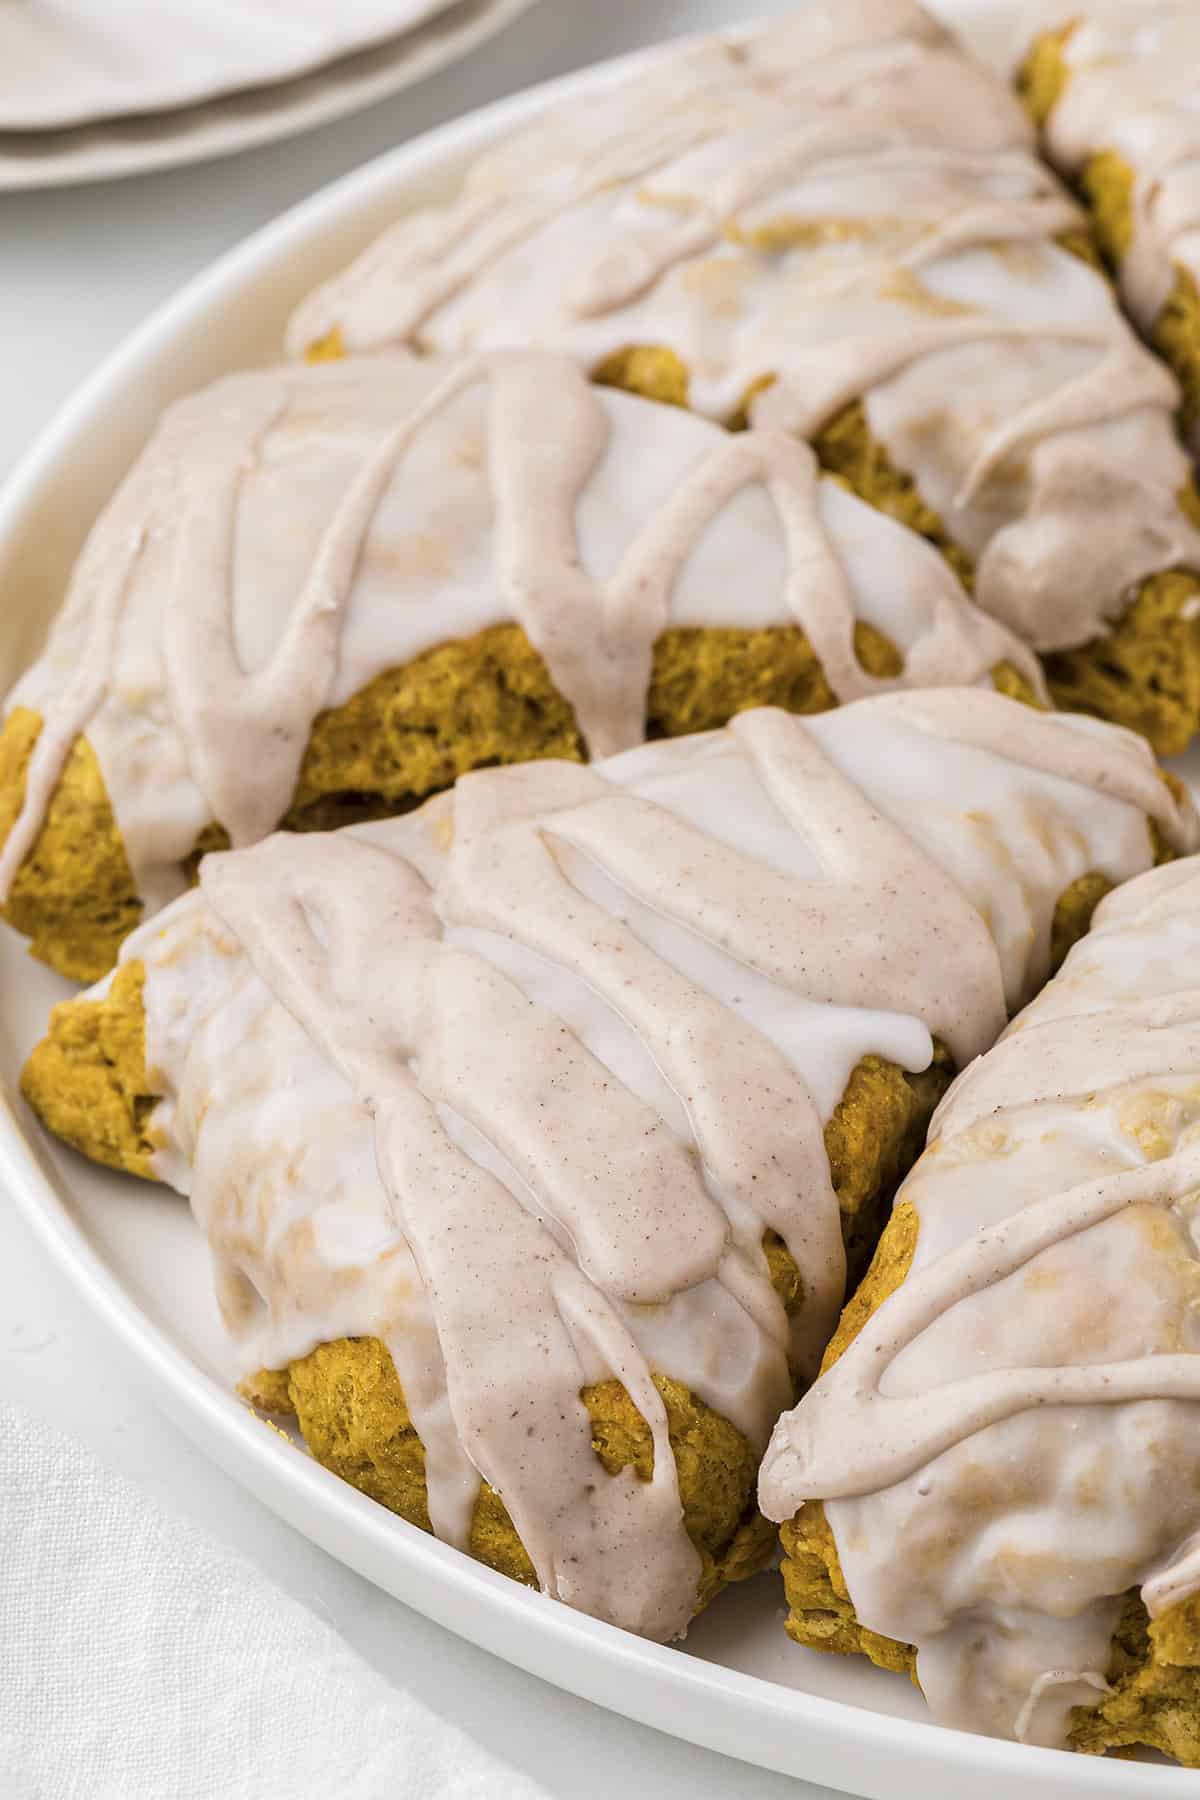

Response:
(0, 1405), (553, 1800)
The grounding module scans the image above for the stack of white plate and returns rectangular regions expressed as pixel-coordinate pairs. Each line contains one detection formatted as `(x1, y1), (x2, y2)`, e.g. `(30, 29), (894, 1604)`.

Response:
(0, 0), (540, 189)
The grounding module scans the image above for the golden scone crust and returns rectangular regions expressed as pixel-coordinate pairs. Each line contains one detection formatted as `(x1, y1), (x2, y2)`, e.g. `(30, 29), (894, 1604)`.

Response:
(779, 1201), (1200, 1762)
(1041, 564), (1200, 752)
(1018, 28), (1200, 451)
(245, 1341), (777, 1611)
(2, 618), (951, 984)
(779, 1202), (922, 1681)
(22, 959), (157, 1177)
(600, 355), (1200, 757)
(823, 1050), (951, 1285)
(0, 709), (142, 983)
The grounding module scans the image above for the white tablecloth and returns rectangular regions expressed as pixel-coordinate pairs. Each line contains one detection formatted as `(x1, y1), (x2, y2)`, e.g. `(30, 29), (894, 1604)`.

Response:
(1, 1405), (558, 1800)
(0, 2), (842, 1795)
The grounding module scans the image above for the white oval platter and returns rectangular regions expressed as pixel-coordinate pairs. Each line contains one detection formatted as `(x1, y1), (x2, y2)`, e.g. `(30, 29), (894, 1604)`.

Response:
(0, 21), (1194, 1798)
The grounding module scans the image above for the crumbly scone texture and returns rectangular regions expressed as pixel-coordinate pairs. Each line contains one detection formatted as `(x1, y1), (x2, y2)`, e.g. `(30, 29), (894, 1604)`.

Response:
(1042, 563), (1200, 754)
(0, 709), (143, 984)
(598, 346), (1200, 758)
(1018, 28), (1200, 447)
(0, 617), (933, 984)
(18, 862), (1131, 1612)
(824, 1048), (951, 1287)
(248, 1342), (778, 1614)
(779, 1170), (1200, 1763)
(20, 958), (158, 1177)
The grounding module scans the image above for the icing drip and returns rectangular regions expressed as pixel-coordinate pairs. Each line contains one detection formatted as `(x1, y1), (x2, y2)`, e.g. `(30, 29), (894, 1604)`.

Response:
(287, 1), (1200, 649)
(759, 854), (1200, 1747)
(2, 349), (1032, 913)
(165, 361), (497, 850)
(112, 692), (1192, 1639)
(1027, 1), (1200, 438)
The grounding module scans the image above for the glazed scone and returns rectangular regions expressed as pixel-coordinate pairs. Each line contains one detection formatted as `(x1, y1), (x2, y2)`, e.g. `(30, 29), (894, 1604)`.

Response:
(1017, 4), (1200, 454)
(761, 854), (1200, 1763)
(0, 349), (1038, 984)
(286, 1), (1200, 753)
(21, 694), (1196, 1637)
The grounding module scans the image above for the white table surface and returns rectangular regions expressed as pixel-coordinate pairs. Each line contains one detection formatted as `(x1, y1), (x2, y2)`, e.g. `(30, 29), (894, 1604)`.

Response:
(0, 3), (843, 1796)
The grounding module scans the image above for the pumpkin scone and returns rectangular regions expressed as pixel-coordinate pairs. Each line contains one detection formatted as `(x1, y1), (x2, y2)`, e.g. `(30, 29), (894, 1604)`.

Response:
(21, 693), (1196, 1638)
(761, 853), (1200, 1764)
(0, 349), (1037, 984)
(1017, 2), (1200, 455)
(287, 0), (1200, 753)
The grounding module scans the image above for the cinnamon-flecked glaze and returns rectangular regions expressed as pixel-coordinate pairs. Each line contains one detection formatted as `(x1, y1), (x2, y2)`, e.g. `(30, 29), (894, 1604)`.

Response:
(0, 350), (1032, 935)
(761, 853), (1200, 1752)
(1018, 1), (1200, 451)
(288, 0), (1200, 657)
(29, 694), (1194, 1640)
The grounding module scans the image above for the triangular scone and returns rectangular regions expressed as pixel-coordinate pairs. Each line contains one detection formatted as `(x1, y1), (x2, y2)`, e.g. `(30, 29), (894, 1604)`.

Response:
(22, 694), (1195, 1639)
(288, 0), (1200, 753)
(0, 350), (1036, 984)
(762, 854), (1200, 1764)
(1017, 3), (1200, 455)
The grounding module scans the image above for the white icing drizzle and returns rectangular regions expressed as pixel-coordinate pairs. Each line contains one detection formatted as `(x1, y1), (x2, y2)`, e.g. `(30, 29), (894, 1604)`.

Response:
(106, 692), (1192, 1639)
(1, 349), (1032, 917)
(759, 853), (1200, 1748)
(286, 1), (1200, 651)
(1022, 1), (1200, 450)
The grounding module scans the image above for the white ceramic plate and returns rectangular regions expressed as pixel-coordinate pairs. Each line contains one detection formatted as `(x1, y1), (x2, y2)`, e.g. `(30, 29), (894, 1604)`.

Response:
(0, 0), (539, 191)
(0, 0), (493, 130)
(1, 24), (1196, 1799)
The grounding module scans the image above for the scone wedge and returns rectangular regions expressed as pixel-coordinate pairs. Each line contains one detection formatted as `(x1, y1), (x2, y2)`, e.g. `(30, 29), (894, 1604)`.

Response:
(762, 853), (1200, 1763)
(0, 349), (1035, 983)
(288, 0), (1200, 753)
